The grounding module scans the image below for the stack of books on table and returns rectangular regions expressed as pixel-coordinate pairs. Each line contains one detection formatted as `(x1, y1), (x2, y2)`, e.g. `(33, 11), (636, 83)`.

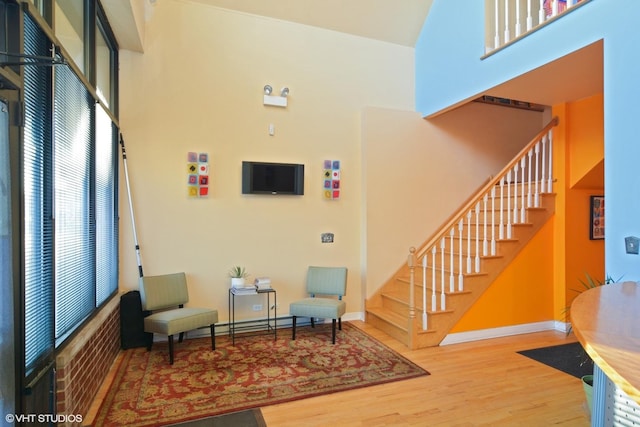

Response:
(254, 277), (272, 290)
(231, 285), (257, 295)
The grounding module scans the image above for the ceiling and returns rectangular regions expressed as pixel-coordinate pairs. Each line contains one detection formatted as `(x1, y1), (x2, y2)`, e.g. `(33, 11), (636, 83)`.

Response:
(105, 0), (602, 113)
(168, 0), (433, 47)
(486, 40), (603, 109)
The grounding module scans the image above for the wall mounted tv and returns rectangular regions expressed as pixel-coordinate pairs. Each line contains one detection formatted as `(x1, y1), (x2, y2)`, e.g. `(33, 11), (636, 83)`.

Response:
(242, 161), (305, 195)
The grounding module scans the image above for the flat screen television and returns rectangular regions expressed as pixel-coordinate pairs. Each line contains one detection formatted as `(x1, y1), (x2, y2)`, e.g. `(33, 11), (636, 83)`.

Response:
(242, 161), (304, 195)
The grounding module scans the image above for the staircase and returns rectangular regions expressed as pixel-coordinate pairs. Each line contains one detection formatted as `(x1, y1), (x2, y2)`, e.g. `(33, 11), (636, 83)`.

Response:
(365, 117), (559, 349)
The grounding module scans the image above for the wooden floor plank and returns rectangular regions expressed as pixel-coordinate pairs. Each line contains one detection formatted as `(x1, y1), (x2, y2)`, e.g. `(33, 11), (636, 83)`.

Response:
(85, 320), (590, 426)
(260, 321), (590, 426)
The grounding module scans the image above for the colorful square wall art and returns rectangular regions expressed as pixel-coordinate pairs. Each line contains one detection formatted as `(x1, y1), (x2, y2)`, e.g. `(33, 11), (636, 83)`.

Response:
(187, 151), (210, 198)
(323, 160), (340, 200)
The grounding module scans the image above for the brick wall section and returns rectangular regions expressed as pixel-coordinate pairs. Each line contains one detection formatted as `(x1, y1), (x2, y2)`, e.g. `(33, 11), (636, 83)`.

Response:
(55, 294), (121, 426)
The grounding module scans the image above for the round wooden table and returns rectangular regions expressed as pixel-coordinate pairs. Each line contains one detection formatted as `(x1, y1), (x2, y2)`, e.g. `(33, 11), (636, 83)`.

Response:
(571, 280), (640, 404)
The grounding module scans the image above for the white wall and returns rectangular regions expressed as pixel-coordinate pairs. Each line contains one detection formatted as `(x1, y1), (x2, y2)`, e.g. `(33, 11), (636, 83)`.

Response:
(362, 103), (545, 293)
(118, 0), (415, 321)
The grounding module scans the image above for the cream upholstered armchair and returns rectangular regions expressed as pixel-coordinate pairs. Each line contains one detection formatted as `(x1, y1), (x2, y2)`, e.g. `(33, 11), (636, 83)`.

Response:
(290, 266), (347, 344)
(139, 272), (218, 364)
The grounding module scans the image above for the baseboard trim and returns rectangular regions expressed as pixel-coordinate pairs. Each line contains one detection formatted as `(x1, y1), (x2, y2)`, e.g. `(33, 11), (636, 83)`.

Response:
(440, 320), (568, 346)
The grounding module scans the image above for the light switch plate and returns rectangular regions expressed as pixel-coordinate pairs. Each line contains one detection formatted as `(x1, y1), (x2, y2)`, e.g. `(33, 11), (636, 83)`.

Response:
(625, 236), (639, 254)
(321, 233), (334, 243)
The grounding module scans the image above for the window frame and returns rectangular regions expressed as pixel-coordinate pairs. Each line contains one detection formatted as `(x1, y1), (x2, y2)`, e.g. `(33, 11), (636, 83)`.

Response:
(17, 0), (120, 392)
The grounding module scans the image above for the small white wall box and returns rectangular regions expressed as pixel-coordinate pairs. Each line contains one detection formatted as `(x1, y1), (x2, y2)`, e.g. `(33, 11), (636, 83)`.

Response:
(625, 236), (639, 254)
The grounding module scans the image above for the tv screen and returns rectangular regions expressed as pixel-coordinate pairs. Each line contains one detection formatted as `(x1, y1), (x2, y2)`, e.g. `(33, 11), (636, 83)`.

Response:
(242, 161), (304, 195)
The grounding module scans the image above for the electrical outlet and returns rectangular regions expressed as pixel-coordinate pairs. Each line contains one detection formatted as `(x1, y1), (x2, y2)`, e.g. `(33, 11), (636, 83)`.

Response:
(252, 304), (262, 311)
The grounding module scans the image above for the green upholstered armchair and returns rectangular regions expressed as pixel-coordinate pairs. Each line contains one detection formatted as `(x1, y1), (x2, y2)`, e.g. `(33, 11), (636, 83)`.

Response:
(290, 266), (347, 344)
(139, 272), (218, 364)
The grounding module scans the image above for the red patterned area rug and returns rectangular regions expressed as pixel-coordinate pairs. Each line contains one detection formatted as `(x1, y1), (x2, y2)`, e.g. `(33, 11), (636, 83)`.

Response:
(93, 322), (429, 426)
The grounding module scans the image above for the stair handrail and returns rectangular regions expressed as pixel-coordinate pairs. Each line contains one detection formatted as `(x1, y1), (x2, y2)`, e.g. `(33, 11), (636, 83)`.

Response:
(414, 116), (558, 261)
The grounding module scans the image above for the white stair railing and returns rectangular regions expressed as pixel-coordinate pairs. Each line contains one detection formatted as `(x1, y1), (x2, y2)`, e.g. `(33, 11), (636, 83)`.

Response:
(411, 117), (558, 331)
(486, 0), (589, 54)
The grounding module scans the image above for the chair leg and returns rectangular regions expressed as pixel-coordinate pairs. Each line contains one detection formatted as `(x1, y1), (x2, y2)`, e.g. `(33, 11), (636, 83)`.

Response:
(210, 324), (216, 350)
(339, 317), (342, 330)
(331, 319), (336, 344)
(147, 334), (154, 351)
(168, 335), (175, 365)
(311, 317), (315, 328)
(178, 332), (184, 343)
(292, 316), (297, 340)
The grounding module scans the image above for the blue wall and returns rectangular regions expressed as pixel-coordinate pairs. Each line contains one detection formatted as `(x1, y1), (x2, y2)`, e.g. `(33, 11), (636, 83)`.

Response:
(416, 0), (640, 281)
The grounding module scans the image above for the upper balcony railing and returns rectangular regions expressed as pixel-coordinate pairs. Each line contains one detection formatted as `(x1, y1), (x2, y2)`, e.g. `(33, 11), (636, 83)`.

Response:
(485, 0), (589, 54)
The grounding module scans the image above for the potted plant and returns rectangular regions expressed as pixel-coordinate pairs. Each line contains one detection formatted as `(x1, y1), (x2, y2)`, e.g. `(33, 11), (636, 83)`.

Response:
(565, 273), (619, 415)
(229, 266), (249, 288)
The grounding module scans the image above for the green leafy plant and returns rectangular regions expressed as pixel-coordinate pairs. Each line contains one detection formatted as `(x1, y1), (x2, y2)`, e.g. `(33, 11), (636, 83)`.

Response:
(228, 266), (249, 279)
(564, 272), (621, 368)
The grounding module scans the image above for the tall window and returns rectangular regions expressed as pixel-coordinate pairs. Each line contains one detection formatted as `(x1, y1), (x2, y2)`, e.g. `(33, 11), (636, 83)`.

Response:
(54, 0), (84, 74)
(23, 13), (55, 373)
(22, 1), (119, 377)
(53, 64), (95, 343)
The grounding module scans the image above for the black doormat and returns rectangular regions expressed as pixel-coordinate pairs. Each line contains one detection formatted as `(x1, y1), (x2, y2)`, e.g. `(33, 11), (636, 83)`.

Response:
(168, 409), (266, 427)
(517, 342), (593, 379)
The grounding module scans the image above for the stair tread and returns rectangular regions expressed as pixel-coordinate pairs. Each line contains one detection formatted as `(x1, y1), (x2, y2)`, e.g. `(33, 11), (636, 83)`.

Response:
(364, 172), (557, 349)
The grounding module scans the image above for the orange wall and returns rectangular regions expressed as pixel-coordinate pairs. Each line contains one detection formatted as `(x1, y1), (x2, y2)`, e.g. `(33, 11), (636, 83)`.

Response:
(451, 94), (604, 333)
(568, 94), (604, 188)
(564, 95), (605, 309)
(451, 220), (555, 332)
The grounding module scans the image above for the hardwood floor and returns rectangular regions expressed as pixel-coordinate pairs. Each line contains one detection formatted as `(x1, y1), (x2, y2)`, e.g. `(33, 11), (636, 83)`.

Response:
(261, 321), (590, 426)
(85, 321), (590, 426)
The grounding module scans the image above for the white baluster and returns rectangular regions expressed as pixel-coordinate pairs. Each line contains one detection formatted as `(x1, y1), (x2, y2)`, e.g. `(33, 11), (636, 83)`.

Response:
(534, 141), (540, 207)
(504, 0), (510, 44)
(458, 219), (464, 291)
(422, 254), (427, 330)
(547, 130), (553, 193)
(539, 0), (545, 23)
(541, 135), (547, 194)
(449, 229), (455, 292)
(494, 0), (500, 49)
(552, 0), (558, 17)
(512, 164), (519, 224)
(475, 202), (480, 273)
(440, 238), (446, 311)
(490, 187), (496, 256)
(520, 157), (526, 223)
(482, 193), (488, 256)
(466, 211), (472, 273)
(499, 177), (505, 239)
(515, 0), (521, 37)
(506, 170), (512, 239)
(527, 148), (533, 207)
(431, 246), (437, 312)
(527, 0), (533, 31)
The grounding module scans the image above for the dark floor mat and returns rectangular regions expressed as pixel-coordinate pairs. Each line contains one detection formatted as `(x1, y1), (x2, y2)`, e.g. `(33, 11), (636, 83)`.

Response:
(517, 341), (593, 379)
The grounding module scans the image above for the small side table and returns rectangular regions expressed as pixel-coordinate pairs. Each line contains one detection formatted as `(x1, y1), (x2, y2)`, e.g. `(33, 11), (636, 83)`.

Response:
(228, 287), (277, 345)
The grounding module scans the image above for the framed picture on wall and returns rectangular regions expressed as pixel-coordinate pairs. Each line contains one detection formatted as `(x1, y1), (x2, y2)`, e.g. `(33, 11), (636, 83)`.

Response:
(590, 195), (604, 240)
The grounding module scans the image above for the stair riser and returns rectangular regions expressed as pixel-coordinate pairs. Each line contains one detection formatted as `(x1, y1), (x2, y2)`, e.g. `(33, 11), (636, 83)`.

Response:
(364, 176), (556, 350)
(366, 312), (409, 345)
